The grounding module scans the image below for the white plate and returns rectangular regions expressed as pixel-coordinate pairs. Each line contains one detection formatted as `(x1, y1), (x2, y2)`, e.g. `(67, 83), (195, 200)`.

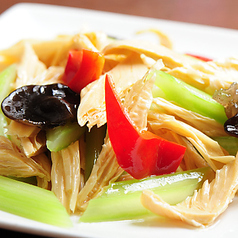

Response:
(0, 3), (238, 238)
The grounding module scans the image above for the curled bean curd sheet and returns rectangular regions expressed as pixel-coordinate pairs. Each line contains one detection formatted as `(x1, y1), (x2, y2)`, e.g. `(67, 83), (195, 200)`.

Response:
(0, 30), (238, 228)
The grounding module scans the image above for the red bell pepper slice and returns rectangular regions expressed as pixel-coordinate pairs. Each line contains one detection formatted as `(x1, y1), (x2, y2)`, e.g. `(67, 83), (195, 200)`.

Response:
(62, 49), (105, 93)
(105, 74), (186, 179)
(186, 53), (212, 62)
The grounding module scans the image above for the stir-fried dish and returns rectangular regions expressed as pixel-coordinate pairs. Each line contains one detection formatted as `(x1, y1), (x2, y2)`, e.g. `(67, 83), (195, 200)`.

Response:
(1, 29), (238, 228)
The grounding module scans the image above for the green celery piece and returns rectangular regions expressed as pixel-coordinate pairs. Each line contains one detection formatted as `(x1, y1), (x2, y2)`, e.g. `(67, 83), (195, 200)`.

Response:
(0, 113), (8, 137)
(0, 64), (17, 137)
(46, 122), (85, 152)
(79, 167), (210, 222)
(213, 136), (238, 156)
(151, 70), (227, 124)
(8, 176), (37, 185)
(0, 175), (72, 227)
(0, 64), (16, 102)
(85, 124), (107, 181)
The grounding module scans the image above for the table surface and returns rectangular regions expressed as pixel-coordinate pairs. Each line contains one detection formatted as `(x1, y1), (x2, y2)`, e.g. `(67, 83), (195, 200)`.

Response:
(1, 0), (238, 30)
(0, 0), (238, 237)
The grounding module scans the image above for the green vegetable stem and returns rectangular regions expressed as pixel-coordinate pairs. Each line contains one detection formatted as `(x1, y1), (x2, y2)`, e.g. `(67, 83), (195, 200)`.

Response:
(0, 175), (72, 227)
(46, 122), (85, 152)
(85, 124), (107, 181)
(151, 70), (227, 124)
(79, 167), (210, 222)
(213, 136), (238, 156)
(0, 64), (17, 137)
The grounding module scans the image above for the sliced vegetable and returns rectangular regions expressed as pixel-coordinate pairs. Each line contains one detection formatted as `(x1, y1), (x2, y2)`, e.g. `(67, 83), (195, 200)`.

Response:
(46, 122), (85, 152)
(8, 176), (37, 185)
(213, 136), (238, 156)
(151, 70), (227, 124)
(0, 175), (72, 227)
(62, 49), (105, 93)
(0, 114), (8, 137)
(1, 83), (80, 128)
(85, 124), (107, 181)
(79, 167), (210, 222)
(0, 64), (17, 137)
(105, 74), (186, 179)
(186, 53), (212, 62)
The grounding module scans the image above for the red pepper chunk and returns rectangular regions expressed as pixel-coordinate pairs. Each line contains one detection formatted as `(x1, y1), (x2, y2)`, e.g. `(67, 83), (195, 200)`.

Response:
(186, 53), (212, 62)
(62, 49), (105, 93)
(105, 74), (186, 179)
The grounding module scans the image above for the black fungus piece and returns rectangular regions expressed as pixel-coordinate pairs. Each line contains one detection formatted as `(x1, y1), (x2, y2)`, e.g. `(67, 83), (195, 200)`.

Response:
(224, 113), (238, 138)
(214, 83), (238, 138)
(1, 83), (80, 128)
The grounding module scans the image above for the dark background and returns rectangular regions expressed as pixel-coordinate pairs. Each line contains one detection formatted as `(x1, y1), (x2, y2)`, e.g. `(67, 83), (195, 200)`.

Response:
(1, 0), (238, 30)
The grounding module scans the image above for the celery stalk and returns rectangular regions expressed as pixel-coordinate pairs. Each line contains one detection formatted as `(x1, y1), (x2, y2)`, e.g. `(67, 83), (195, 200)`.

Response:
(85, 124), (107, 181)
(151, 70), (227, 124)
(79, 167), (210, 222)
(46, 122), (85, 152)
(0, 114), (8, 137)
(213, 136), (238, 156)
(8, 176), (37, 185)
(0, 175), (72, 227)
(0, 64), (17, 137)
